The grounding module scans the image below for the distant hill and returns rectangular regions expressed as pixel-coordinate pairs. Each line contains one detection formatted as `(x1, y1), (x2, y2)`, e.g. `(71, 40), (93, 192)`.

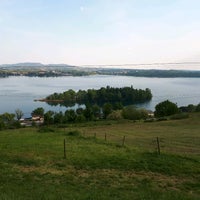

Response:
(0, 62), (76, 68)
(0, 62), (44, 67)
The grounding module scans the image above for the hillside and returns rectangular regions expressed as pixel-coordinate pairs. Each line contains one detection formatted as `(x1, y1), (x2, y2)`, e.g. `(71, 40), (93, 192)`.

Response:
(0, 113), (200, 199)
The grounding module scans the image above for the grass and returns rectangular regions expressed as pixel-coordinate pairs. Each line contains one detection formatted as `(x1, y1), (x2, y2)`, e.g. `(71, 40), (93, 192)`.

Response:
(0, 113), (200, 199)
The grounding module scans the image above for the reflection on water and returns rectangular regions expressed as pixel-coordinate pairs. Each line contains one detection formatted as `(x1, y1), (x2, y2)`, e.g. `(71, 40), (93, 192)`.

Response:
(0, 75), (200, 117)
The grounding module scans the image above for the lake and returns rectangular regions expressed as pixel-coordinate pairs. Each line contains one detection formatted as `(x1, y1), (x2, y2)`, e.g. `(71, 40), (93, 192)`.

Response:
(0, 75), (200, 117)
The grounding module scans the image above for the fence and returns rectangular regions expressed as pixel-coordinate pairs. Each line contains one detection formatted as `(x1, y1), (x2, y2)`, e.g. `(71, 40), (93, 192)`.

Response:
(75, 130), (200, 156)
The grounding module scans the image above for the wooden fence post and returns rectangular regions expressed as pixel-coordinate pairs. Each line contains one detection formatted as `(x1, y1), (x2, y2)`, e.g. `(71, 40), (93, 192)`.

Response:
(63, 139), (66, 159)
(156, 137), (161, 155)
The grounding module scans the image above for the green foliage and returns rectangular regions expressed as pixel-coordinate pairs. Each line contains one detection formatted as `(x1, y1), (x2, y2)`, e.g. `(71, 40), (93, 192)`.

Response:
(170, 113), (189, 120)
(0, 112), (17, 129)
(65, 109), (77, 122)
(46, 86), (152, 107)
(196, 103), (200, 112)
(155, 100), (179, 117)
(15, 109), (23, 120)
(107, 110), (123, 120)
(179, 104), (196, 112)
(102, 103), (113, 119)
(67, 130), (81, 136)
(122, 106), (148, 120)
(76, 114), (86, 123)
(44, 110), (54, 125)
(31, 107), (44, 117)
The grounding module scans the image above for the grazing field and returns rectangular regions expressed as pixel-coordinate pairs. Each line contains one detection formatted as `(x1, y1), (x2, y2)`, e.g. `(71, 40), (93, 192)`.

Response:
(0, 113), (200, 200)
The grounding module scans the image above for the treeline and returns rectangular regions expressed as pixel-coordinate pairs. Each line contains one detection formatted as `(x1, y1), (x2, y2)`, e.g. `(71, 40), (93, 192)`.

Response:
(46, 86), (152, 107)
(32, 104), (149, 126)
(0, 70), (91, 78)
(98, 69), (200, 78)
(1, 101), (200, 130)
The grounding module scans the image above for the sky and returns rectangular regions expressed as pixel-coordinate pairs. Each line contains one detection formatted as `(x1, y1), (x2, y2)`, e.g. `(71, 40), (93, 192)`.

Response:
(1, 0), (200, 69)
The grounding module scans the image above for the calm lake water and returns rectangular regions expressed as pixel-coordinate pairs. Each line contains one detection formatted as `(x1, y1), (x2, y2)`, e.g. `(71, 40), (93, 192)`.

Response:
(0, 75), (200, 117)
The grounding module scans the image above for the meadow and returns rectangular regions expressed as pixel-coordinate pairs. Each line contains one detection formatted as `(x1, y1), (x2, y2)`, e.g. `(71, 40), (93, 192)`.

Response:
(0, 113), (200, 200)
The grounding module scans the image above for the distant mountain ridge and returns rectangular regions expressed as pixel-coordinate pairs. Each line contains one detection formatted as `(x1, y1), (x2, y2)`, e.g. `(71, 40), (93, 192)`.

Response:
(0, 62), (75, 68)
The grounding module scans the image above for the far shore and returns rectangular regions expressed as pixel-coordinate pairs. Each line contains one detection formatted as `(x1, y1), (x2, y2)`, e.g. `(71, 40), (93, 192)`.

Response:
(34, 99), (64, 102)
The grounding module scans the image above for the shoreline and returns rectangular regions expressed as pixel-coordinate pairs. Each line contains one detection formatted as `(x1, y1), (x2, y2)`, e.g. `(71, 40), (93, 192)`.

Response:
(34, 99), (64, 102)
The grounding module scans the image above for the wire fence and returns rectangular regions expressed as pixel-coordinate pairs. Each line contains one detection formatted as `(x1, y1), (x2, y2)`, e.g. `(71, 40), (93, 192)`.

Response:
(79, 131), (200, 156)
(0, 130), (199, 158)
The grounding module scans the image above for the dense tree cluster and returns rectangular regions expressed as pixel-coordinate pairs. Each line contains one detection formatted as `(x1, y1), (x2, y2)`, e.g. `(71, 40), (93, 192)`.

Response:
(179, 103), (200, 113)
(98, 69), (200, 78)
(43, 102), (122, 125)
(46, 86), (152, 107)
(1, 99), (200, 130)
(154, 100), (180, 117)
(0, 70), (91, 78)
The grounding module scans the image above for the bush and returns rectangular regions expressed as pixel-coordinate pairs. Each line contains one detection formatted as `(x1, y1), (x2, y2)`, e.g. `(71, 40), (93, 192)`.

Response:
(67, 130), (81, 136)
(122, 106), (148, 120)
(76, 114), (86, 123)
(107, 110), (122, 120)
(170, 113), (189, 120)
(155, 100), (179, 117)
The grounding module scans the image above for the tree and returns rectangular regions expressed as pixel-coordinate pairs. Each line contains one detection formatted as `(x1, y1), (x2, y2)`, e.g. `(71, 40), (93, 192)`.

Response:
(83, 104), (94, 121)
(54, 112), (64, 124)
(92, 104), (101, 119)
(31, 107), (44, 117)
(102, 103), (113, 119)
(44, 111), (54, 125)
(15, 109), (23, 120)
(65, 109), (76, 122)
(1, 112), (15, 128)
(1, 112), (15, 123)
(196, 103), (200, 112)
(154, 100), (179, 117)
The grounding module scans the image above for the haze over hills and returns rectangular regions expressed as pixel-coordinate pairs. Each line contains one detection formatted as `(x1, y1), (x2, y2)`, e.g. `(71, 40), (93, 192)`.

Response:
(1, 62), (200, 78)
(0, 62), (75, 68)
(1, 62), (200, 71)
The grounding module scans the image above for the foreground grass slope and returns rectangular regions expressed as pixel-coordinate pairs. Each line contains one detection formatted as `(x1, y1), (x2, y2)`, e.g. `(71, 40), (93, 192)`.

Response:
(0, 113), (200, 200)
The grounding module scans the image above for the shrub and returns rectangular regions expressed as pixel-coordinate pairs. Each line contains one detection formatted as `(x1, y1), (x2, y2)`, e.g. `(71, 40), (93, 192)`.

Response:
(122, 106), (148, 120)
(170, 113), (189, 120)
(76, 114), (86, 123)
(154, 100), (179, 117)
(67, 130), (81, 136)
(107, 110), (122, 120)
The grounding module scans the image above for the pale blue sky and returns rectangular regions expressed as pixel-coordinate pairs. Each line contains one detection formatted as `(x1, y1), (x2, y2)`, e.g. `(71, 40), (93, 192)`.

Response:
(1, 0), (200, 69)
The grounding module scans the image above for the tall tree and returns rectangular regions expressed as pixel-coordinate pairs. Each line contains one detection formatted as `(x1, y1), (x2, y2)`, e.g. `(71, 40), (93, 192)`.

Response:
(15, 109), (23, 120)
(102, 103), (113, 119)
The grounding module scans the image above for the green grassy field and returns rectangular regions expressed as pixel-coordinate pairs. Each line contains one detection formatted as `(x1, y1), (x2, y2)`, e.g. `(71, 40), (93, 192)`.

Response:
(0, 113), (200, 200)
